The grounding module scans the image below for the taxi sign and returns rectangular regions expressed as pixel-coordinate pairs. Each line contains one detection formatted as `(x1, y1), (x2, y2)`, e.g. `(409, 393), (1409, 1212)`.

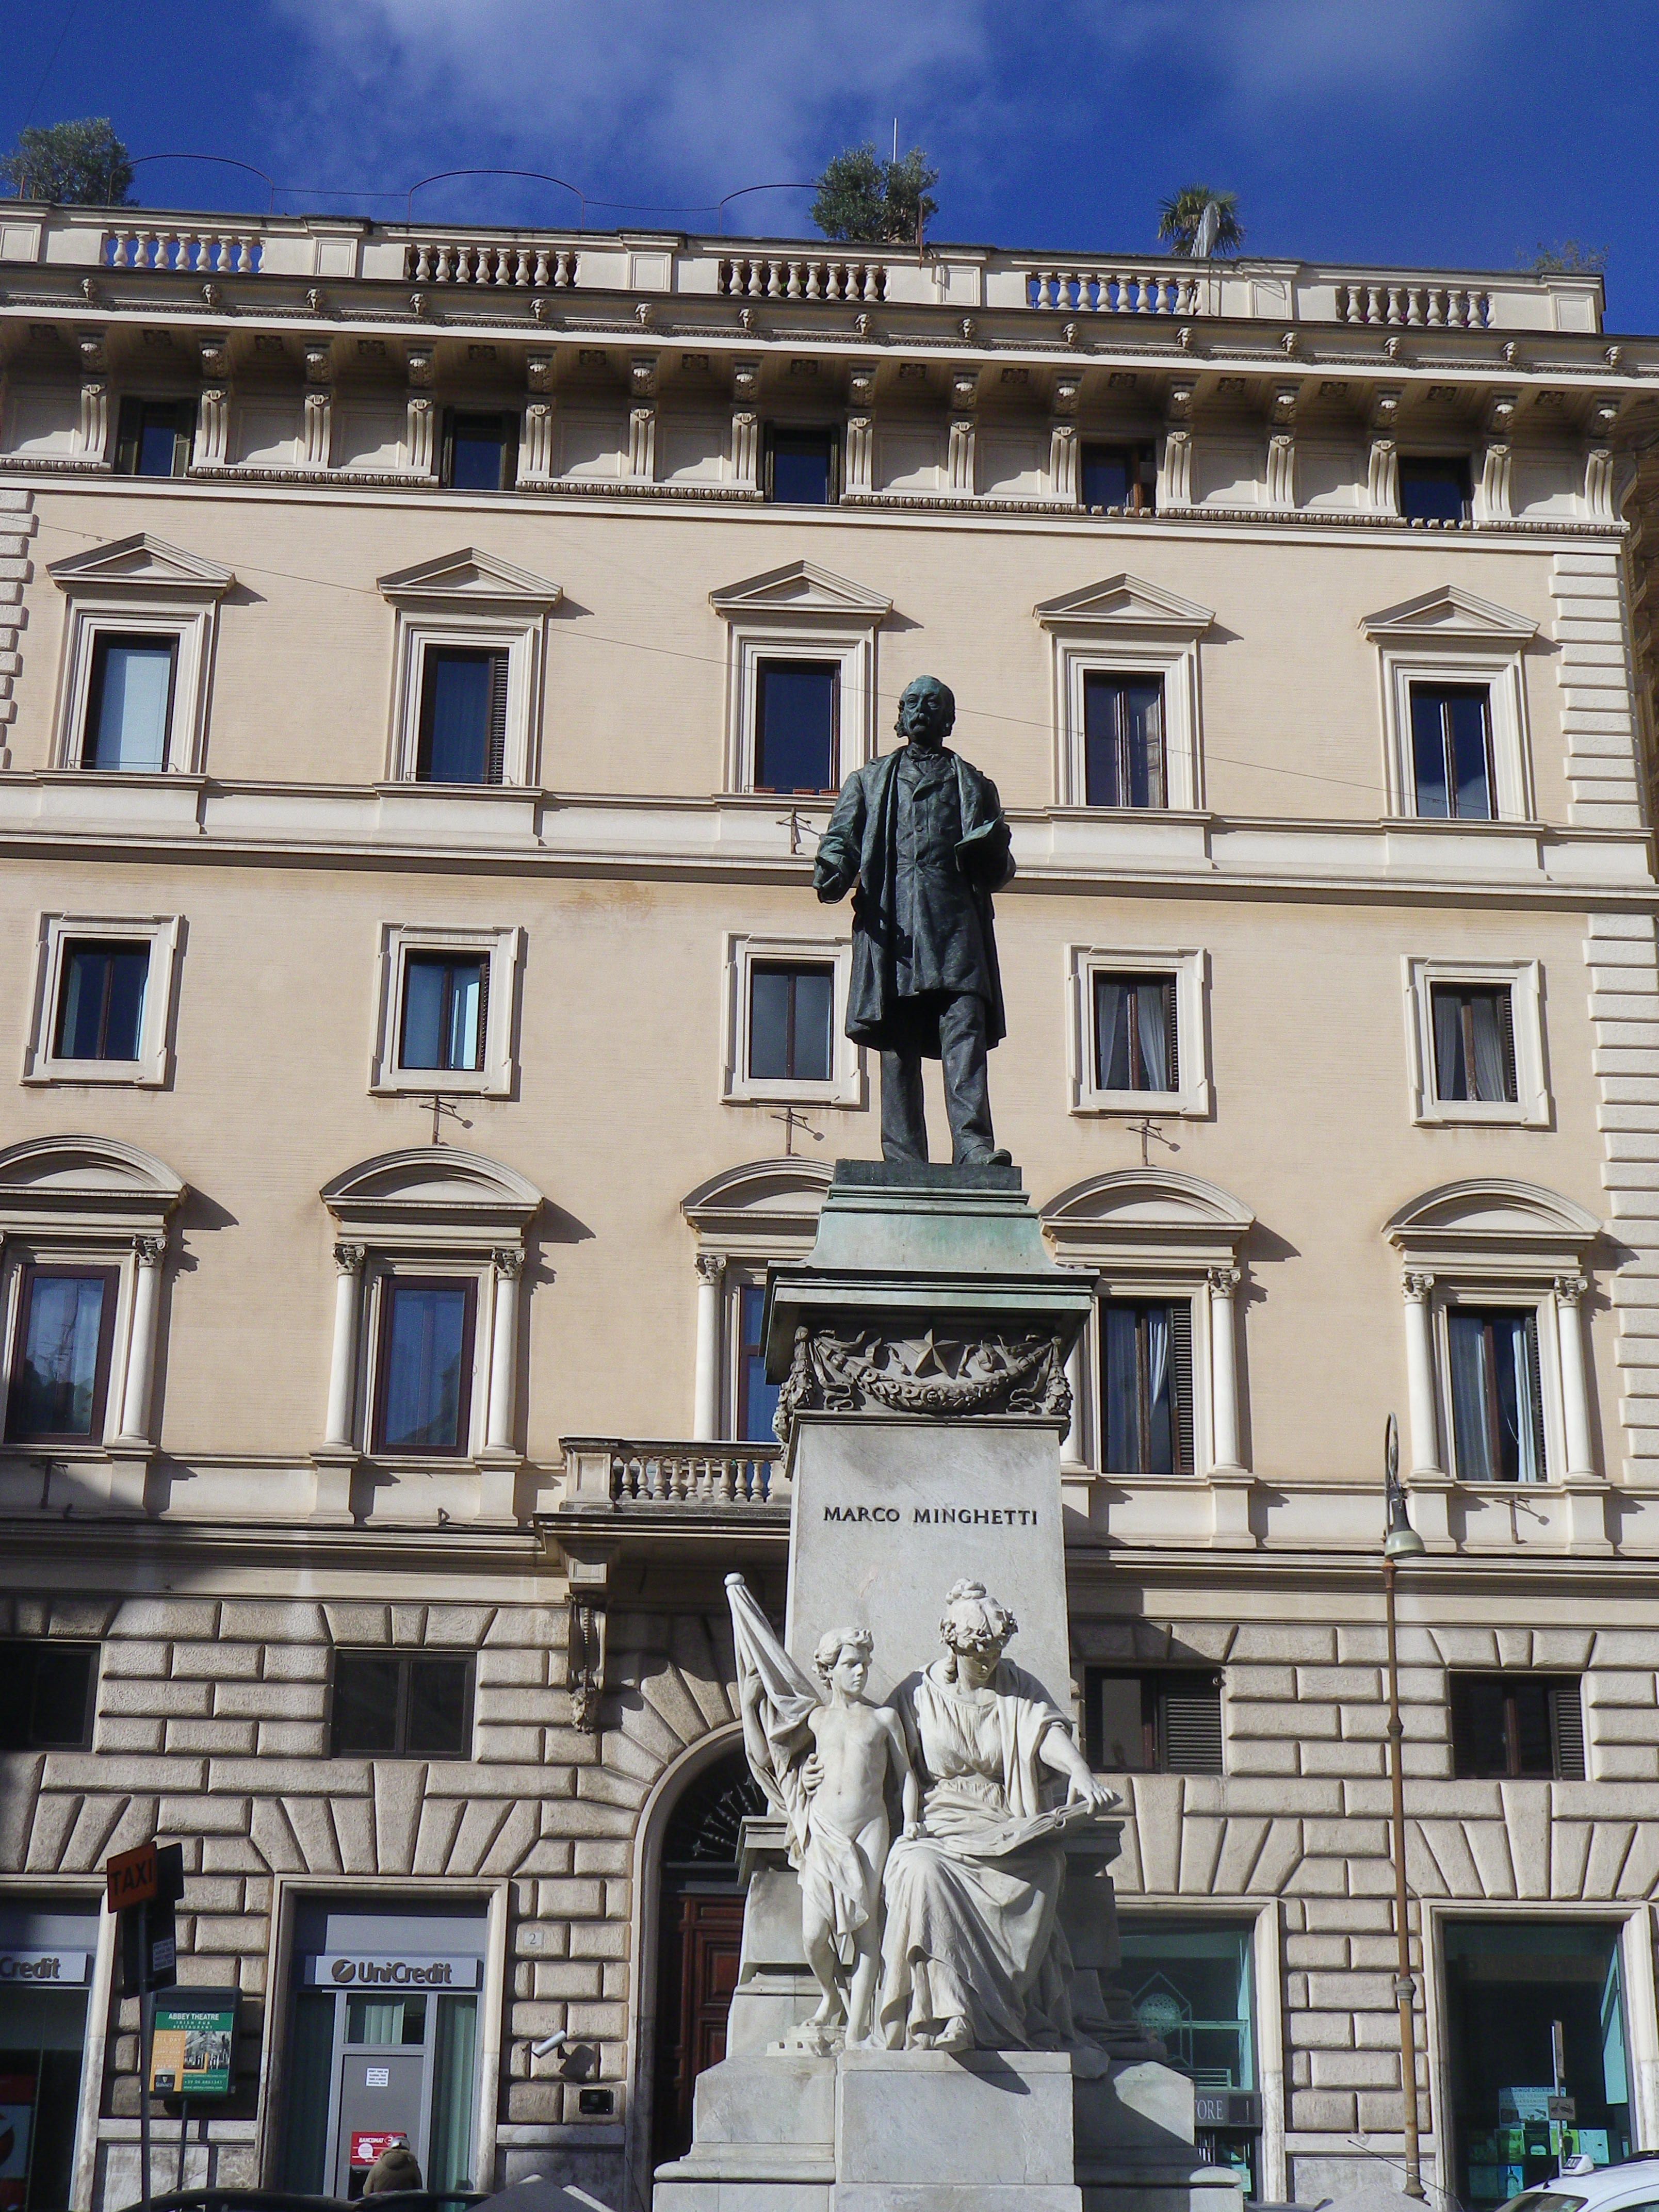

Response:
(106, 1843), (158, 1911)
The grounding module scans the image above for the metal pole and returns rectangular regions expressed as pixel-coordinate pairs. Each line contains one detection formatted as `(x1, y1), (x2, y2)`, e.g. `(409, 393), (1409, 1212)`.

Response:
(1385, 1557), (1426, 2200)
(138, 1900), (153, 2212)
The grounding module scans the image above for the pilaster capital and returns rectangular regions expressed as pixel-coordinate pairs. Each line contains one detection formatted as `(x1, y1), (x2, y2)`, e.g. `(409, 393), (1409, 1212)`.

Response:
(1402, 1269), (1435, 1303)
(1553, 1273), (1588, 1307)
(333, 1241), (366, 1276)
(695, 1251), (727, 1288)
(1206, 1265), (1242, 1296)
(134, 1234), (167, 1269)
(493, 1246), (526, 1281)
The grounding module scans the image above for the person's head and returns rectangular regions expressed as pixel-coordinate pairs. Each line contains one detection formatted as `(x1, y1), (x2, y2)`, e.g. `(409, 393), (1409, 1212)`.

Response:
(363, 2142), (422, 2195)
(897, 675), (955, 749)
(815, 1623), (874, 1698)
(938, 1580), (1016, 1685)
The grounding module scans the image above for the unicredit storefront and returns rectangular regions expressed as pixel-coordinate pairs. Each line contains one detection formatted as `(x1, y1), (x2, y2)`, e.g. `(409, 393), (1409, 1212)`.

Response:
(279, 1900), (489, 2200)
(0, 1902), (101, 2212)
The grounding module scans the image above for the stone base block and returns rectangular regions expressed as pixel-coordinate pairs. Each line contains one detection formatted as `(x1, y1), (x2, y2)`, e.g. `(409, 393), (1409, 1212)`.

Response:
(654, 2047), (1242, 2212)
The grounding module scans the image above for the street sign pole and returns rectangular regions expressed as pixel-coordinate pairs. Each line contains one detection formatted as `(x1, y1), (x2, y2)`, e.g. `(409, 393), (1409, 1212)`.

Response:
(138, 1898), (152, 2212)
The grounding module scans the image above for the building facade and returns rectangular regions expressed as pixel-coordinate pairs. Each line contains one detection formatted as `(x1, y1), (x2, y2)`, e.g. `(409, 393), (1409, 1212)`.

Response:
(1, 202), (1658, 2211)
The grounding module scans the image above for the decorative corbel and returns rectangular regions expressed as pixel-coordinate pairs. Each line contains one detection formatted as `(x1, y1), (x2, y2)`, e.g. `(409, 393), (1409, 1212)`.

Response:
(302, 343), (334, 471)
(843, 412), (873, 496)
(194, 335), (232, 469)
(1264, 385), (1298, 509)
(1366, 388), (1403, 515)
(404, 345), (435, 478)
(627, 403), (657, 482)
(1584, 395), (1624, 524)
(1049, 420), (1078, 505)
(75, 332), (109, 462)
(629, 352), (658, 401)
(947, 411), (975, 496)
(562, 1544), (615, 1733)
(848, 361), (877, 410)
(1052, 376), (1080, 418)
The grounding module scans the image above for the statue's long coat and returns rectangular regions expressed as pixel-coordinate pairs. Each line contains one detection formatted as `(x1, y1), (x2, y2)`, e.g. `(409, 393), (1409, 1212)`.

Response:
(814, 746), (1014, 1055)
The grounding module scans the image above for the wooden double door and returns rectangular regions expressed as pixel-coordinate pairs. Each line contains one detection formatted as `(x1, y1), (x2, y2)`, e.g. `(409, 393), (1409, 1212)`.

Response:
(650, 1891), (745, 2171)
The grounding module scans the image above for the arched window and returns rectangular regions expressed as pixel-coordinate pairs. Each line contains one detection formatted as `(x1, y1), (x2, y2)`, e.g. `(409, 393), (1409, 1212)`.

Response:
(680, 1159), (831, 1442)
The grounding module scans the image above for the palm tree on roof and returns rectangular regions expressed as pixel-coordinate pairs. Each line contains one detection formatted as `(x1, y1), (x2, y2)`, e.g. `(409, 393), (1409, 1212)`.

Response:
(1158, 186), (1244, 260)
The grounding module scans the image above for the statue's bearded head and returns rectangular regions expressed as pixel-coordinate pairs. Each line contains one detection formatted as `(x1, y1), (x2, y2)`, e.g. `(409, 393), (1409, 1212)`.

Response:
(896, 675), (955, 751)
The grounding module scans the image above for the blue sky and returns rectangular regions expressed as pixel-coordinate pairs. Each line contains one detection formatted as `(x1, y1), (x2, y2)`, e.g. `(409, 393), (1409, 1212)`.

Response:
(4, 0), (1655, 326)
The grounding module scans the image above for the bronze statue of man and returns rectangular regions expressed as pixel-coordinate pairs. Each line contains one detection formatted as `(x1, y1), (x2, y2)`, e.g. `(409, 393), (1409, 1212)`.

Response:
(814, 675), (1014, 1166)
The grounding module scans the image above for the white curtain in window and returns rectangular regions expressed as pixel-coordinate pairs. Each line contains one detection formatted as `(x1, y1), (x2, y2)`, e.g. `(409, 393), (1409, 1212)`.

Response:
(1469, 993), (1507, 1103)
(1135, 984), (1169, 1093)
(1145, 1304), (1170, 1422)
(1433, 990), (1464, 1099)
(1449, 1312), (1495, 1482)
(1507, 1316), (1542, 1483)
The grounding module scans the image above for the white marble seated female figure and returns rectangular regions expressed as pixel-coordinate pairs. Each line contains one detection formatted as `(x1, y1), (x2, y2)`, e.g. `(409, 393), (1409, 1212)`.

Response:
(878, 1579), (1118, 2055)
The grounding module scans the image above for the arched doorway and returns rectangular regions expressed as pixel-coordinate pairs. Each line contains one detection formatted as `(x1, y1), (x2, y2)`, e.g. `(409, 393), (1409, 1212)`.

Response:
(648, 1748), (766, 2171)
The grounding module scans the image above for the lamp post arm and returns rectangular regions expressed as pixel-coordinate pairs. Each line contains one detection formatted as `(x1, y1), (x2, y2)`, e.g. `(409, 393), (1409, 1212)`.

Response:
(1385, 1556), (1426, 2200)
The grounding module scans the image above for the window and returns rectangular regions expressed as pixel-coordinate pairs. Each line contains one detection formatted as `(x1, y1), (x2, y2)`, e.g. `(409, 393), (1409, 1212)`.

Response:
(0, 1642), (97, 1750)
(371, 1278), (477, 1456)
(1411, 683), (1494, 820)
(115, 398), (193, 479)
(331, 1650), (475, 1756)
(1449, 1307), (1546, 1483)
(400, 953), (488, 1074)
(1084, 673), (1165, 807)
(4, 1265), (119, 1443)
(736, 1282), (778, 1443)
(755, 660), (838, 793)
(749, 962), (834, 1085)
(417, 646), (508, 785)
(1094, 973), (1177, 1094)
(442, 410), (517, 492)
(1081, 442), (1156, 513)
(1118, 1919), (1260, 2198)
(81, 633), (177, 771)
(1101, 1299), (1194, 1475)
(53, 940), (150, 1063)
(1450, 1673), (1586, 1780)
(767, 427), (838, 505)
(1400, 454), (1471, 523)
(1085, 1669), (1223, 1774)
(1432, 984), (1517, 1105)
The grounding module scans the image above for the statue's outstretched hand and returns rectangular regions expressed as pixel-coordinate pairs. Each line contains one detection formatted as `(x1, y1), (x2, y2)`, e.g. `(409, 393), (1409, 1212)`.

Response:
(1066, 1772), (1121, 1816)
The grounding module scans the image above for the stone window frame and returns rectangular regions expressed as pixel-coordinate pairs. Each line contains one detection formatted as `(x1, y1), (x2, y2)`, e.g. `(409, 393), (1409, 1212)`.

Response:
(319, 1148), (543, 1477)
(377, 550), (561, 790)
(709, 561), (892, 796)
(0, 1134), (185, 1466)
(1362, 587), (1538, 823)
(1042, 1169), (1255, 1498)
(1033, 574), (1214, 812)
(1402, 955), (1549, 1130)
(370, 922), (523, 1099)
(680, 1159), (832, 1441)
(1385, 1179), (1601, 1509)
(1067, 942), (1211, 1119)
(46, 532), (234, 777)
(721, 930), (861, 1109)
(22, 912), (183, 1089)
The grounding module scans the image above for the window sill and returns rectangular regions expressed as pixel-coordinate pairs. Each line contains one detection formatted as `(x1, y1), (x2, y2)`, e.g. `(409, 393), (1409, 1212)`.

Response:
(723, 1082), (858, 1109)
(1413, 1102), (1548, 1130)
(1072, 1088), (1211, 1119)
(22, 1063), (163, 1089)
(370, 1072), (510, 1099)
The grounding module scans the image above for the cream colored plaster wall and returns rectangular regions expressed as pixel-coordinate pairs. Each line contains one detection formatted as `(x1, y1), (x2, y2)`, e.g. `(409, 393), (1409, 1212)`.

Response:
(0, 853), (1612, 1477)
(11, 484), (1588, 824)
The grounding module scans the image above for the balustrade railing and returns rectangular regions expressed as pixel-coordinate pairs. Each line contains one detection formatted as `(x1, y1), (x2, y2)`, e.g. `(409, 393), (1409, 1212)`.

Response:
(403, 239), (578, 287)
(608, 1440), (784, 1507)
(1335, 281), (1492, 330)
(103, 225), (263, 274)
(718, 255), (887, 302)
(1023, 266), (1198, 315)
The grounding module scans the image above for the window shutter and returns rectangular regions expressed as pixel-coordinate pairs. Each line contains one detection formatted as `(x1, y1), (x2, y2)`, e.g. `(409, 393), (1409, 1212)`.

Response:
(1160, 1672), (1224, 1775)
(1550, 1678), (1587, 1780)
(485, 653), (510, 785)
(1169, 1301), (1194, 1474)
(1163, 975), (1180, 1093)
(1523, 1312), (1548, 1477)
(473, 959), (491, 1068)
(1146, 682), (1167, 807)
(115, 396), (142, 475)
(1497, 987), (1518, 1103)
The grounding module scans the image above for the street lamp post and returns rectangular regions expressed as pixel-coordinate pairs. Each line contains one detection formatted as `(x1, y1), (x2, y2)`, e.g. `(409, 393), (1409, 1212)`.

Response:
(1384, 1413), (1428, 2202)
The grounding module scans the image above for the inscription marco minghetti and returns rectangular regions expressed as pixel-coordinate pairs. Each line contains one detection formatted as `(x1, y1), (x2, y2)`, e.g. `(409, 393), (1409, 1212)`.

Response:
(822, 1504), (1040, 1526)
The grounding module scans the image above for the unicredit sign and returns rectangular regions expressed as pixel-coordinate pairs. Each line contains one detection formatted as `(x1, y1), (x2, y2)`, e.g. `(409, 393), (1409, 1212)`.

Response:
(0, 1950), (87, 1983)
(304, 1954), (482, 1990)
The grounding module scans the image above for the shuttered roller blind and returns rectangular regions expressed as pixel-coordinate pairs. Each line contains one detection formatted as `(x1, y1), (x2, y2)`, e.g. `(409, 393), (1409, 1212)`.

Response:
(1170, 1302), (1195, 1476)
(1159, 1671), (1224, 1775)
(1550, 1678), (1587, 1781)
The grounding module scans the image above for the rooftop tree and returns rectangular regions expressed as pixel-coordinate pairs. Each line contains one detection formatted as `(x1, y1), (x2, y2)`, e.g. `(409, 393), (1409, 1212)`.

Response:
(1, 118), (135, 205)
(1158, 185), (1243, 259)
(810, 143), (939, 249)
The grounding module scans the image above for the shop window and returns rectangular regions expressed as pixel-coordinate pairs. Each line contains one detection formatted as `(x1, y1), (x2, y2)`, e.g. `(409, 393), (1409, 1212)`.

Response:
(1084, 1669), (1223, 1775)
(371, 1278), (477, 1456)
(1400, 454), (1472, 523)
(1084, 673), (1166, 808)
(442, 409), (517, 492)
(1118, 1918), (1259, 2199)
(767, 427), (838, 505)
(1450, 1674), (1586, 1781)
(0, 1902), (101, 2212)
(330, 1650), (474, 1757)
(755, 659), (838, 793)
(1449, 1307), (1546, 1483)
(1444, 1918), (1632, 2210)
(0, 1642), (96, 1751)
(3, 1265), (120, 1445)
(1081, 442), (1157, 513)
(115, 397), (193, 478)
(1100, 1299), (1194, 1475)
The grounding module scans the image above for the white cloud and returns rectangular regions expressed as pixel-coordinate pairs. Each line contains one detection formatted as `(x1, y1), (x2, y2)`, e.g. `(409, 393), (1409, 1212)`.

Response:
(270, 0), (1001, 210)
(1093, 0), (1515, 103)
